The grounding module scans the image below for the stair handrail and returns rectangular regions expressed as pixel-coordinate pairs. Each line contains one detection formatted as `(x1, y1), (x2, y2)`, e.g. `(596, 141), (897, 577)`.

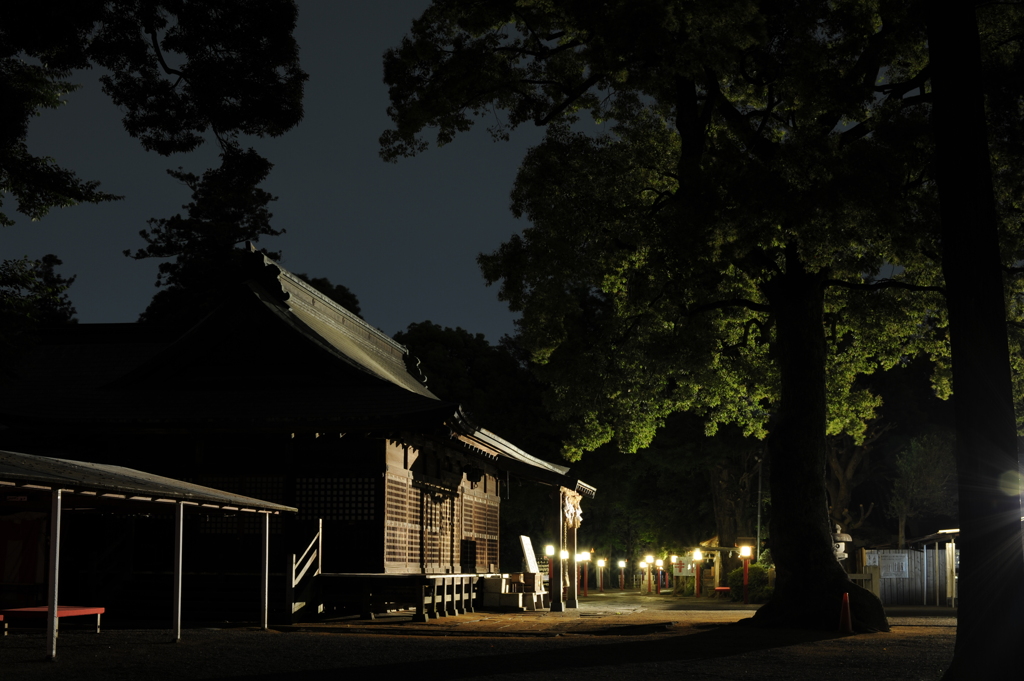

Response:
(287, 519), (322, 618)
(292, 519), (322, 587)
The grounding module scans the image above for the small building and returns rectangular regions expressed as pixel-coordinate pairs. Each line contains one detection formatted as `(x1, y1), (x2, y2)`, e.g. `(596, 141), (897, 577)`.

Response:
(0, 248), (593, 618)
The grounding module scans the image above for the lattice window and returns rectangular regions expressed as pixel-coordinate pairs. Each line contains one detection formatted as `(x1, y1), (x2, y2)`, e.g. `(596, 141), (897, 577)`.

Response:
(385, 474), (421, 566)
(296, 477), (376, 521)
(461, 494), (499, 570)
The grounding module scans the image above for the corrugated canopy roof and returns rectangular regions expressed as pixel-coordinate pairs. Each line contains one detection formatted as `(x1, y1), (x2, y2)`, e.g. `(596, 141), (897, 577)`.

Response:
(0, 450), (296, 514)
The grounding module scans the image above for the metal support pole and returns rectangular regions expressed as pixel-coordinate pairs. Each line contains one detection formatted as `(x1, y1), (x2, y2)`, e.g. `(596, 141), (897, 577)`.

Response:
(172, 500), (184, 642)
(923, 543), (928, 605)
(260, 512), (270, 630)
(756, 458), (763, 562)
(46, 489), (62, 660)
(743, 558), (750, 604)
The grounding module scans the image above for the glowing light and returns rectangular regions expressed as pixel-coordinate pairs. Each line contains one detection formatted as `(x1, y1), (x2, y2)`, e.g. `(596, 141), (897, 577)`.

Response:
(998, 470), (1022, 496)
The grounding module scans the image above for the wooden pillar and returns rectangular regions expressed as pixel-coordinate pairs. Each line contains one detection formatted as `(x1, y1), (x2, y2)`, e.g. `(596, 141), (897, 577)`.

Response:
(172, 500), (184, 642)
(413, 576), (430, 622)
(550, 489), (565, 612)
(46, 489), (62, 660)
(565, 518), (578, 608)
(260, 512), (270, 630)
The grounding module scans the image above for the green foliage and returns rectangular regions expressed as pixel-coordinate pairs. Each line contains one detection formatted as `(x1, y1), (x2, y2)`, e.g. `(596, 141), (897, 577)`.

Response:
(127, 148), (281, 283)
(382, 2), (1024, 628)
(0, 254), (76, 353)
(2, 2), (306, 306)
(886, 429), (957, 546)
(1, 21), (121, 226)
(384, 2), (955, 459)
(395, 321), (566, 454)
(2, 2), (305, 226)
(727, 563), (771, 603)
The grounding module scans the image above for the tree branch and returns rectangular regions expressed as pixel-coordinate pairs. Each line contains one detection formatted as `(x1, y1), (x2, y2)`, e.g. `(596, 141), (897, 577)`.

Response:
(824, 278), (945, 295)
(147, 27), (184, 79)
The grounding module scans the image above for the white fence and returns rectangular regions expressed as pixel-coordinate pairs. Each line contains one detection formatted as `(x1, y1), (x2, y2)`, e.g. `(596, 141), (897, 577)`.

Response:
(851, 548), (957, 606)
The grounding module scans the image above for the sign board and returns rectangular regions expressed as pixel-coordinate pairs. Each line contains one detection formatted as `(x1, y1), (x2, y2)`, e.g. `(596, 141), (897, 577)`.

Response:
(880, 552), (909, 579)
(519, 536), (541, 574)
(864, 550), (879, 566)
(674, 564), (694, 577)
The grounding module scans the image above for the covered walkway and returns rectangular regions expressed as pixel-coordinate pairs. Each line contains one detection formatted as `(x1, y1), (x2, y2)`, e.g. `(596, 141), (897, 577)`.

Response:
(0, 450), (296, 658)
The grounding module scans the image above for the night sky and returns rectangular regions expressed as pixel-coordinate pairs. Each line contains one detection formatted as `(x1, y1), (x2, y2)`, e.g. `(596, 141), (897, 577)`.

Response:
(4, 1), (543, 342)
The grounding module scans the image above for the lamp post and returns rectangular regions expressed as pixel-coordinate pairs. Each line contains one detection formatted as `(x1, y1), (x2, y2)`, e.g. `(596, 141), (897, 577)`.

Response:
(693, 549), (703, 598)
(638, 561), (647, 592)
(740, 545), (752, 604)
(645, 554), (654, 594)
(597, 559), (606, 593)
(545, 544), (555, 590)
(618, 560), (626, 590)
(670, 555), (678, 591)
(655, 559), (664, 594)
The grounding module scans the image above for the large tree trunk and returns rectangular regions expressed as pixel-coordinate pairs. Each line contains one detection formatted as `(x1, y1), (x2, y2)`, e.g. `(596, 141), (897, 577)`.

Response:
(749, 249), (889, 632)
(928, 4), (1024, 678)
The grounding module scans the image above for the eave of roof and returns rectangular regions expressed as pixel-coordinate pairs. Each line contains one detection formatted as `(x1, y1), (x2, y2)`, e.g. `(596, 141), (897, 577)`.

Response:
(446, 409), (596, 498)
(0, 450), (296, 514)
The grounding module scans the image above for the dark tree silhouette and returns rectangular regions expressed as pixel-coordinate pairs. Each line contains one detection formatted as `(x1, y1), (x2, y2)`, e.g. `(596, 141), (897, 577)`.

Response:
(927, 3), (1024, 677)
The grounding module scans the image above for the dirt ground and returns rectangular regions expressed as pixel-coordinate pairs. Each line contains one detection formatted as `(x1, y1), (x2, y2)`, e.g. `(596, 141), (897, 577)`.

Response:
(0, 591), (957, 680)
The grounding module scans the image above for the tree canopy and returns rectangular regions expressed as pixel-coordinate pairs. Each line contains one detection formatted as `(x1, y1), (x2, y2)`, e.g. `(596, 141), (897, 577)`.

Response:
(0, 254), (76, 350)
(383, 0), (968, 632)
(2, 1), (306, 226)
(2, 1), (307, 326)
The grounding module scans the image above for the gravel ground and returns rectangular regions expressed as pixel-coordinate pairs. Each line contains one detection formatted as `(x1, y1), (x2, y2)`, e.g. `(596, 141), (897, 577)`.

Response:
(0, 593), (957, 681)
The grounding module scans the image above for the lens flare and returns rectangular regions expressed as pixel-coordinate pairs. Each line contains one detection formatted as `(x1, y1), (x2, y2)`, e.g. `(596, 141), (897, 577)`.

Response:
(997, 470), (1022, 496)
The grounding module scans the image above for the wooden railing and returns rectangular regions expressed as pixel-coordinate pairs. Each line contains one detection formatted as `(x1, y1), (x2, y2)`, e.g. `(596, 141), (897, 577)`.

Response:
(848, 565), (881, 597)
(287, 519), (322, 620)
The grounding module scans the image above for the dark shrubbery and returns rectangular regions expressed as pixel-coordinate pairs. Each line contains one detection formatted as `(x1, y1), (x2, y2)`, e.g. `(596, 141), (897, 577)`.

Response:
(727, 564), (772, 603)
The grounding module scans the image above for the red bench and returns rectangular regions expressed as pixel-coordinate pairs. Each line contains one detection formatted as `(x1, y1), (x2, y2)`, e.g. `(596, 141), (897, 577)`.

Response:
(713, 587), (731, 598)
(0, 606), (105, 634)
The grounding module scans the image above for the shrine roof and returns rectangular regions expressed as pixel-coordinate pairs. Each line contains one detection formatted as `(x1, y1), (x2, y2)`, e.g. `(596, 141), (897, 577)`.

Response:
(0, 248), (593, 495)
